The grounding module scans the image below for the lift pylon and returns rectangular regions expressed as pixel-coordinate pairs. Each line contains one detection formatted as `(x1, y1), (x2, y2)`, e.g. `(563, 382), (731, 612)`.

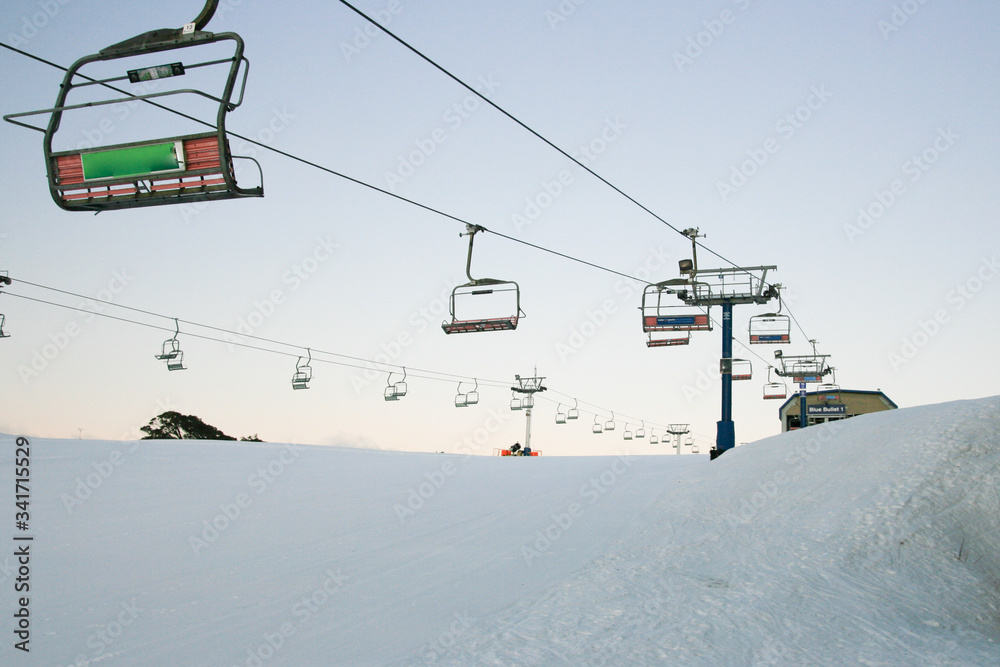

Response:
(773, 340), (834, 429)
(512, 370), (546, 450)
(666, 228), (780, 458)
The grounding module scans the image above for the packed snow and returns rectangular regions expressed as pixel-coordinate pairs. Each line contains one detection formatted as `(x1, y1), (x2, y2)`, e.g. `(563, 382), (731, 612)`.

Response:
(1, 396), (998, 665)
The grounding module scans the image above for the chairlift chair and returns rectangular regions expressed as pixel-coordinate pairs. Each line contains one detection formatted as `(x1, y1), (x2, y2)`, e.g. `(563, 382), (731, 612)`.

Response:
(731, 358), (752, 381)
(465, 379), (480, 406)
(0, 314), (8, 338)
(816, 370), (840, 398)
(649, 432), (659, 445)
(636, 421), (646, 439)
(748, 313), (791, 344)
(567, 400), (579, 420)
(510, 393), (522, 411)
(4, 0), (264, 212)
(522, 395), (535, 410)
(455, 379), (479, 407)
(555, 405), (567, 424)
(817, 384), (840, 400)
(155, 338), (181, 361)
(165, 349), (186, 371)
(592, 415), (603, 434)
(442, 225), (524, 334)
(641, 283), (712, 339)
(384, 368), (407, 401)
(155, 318), (186, 370)
(605, 412), (616, 431)
(647, 331), (691, 348)
(623, 424), (633, 441)
(763, 382), (787, 400)
(291, 349), (312, 389)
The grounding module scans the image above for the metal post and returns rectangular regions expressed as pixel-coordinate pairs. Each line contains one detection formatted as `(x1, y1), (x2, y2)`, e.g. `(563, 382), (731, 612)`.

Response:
(799, 383), (808, 430)
(525, 407), (532, 449)
(716, 301), (735, 455)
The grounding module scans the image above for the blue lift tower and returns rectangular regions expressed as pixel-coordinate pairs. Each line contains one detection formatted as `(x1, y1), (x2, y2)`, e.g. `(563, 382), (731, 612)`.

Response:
(644, 229), (780, 459)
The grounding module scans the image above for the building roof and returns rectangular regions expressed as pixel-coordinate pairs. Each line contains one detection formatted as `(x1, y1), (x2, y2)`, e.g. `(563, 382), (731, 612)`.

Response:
(778, 389), (898, 415)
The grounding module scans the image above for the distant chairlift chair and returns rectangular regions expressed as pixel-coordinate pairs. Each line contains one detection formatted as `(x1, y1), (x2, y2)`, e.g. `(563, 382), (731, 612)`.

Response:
(455, 379), (479, 407)
(155, 318), (186, 371)
(384, 368), (407, 401)
(291, 349), (312, 390)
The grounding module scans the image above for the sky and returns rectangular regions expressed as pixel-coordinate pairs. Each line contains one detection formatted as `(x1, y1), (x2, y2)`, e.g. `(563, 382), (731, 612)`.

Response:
(0, 0), (998, 454)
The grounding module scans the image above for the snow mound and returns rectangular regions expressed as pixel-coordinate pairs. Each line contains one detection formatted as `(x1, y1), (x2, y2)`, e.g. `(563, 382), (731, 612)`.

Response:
(408, 397), (1000, 665)
(1, 397), (998, 666)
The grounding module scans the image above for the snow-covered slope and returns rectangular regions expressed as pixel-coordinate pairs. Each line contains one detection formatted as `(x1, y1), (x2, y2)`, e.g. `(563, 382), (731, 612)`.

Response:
(1, 397), (997, 665)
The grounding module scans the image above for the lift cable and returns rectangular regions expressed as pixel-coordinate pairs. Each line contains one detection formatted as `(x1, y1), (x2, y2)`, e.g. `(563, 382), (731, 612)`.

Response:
(0, 39), (810, 339)
(0, 41), (639, 285)
(337, 3), (749, 276)
(0, 38), (817, 368)
(332, 2), (815, 340)
(4, 282), (677, 430)
(6, 279), (507, 386)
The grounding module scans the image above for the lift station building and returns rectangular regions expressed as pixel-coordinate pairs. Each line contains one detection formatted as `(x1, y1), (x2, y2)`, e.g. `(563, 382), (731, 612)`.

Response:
(778, 389), (897, 431)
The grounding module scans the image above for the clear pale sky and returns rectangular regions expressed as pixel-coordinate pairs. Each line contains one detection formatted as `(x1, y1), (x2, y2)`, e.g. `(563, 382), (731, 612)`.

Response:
(1, 0), (997, 455)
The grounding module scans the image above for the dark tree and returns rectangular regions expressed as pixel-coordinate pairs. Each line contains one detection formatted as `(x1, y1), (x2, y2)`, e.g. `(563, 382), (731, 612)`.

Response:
(140, 411), (237, 441)
(240, 434), (264, 442)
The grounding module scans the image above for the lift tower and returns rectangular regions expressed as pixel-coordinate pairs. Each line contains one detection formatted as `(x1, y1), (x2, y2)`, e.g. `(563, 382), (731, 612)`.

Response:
(512, 370), (547, 450)
(667, 424), (690, 454)
(658, 229), (780, 458)
(772, 339), (833, 430)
